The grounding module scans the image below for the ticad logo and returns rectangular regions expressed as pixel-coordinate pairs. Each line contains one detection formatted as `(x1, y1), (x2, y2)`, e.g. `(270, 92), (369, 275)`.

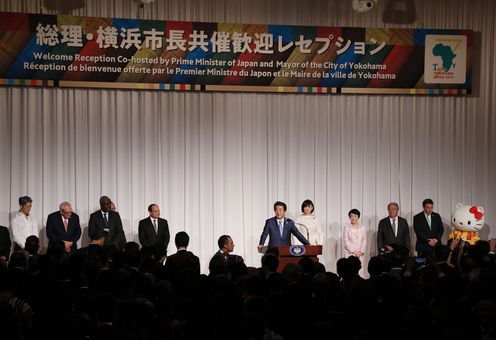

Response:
(424, 35), (467, 84)
(289, 245), (306, 256)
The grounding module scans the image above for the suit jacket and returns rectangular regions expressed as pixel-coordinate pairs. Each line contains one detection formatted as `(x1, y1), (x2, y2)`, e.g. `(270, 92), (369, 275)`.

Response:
(413, 211), (444, 256)
(163, 249), (200, 281)
(138, 217), (170, 252)
(259, 217), (309, 247)
(0, 225), (11, 258)
(377, 216), (411, 252)
(209, 250), (243, 271)
(46, 211), (82, 254)
(88, 210), (126, 250)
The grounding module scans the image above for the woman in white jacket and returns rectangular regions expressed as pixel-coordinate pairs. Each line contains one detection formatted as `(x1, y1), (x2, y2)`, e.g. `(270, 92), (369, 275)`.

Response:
(293, 199), (323, 245)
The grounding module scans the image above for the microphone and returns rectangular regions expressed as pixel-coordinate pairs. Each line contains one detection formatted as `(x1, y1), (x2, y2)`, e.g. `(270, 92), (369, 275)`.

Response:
(295, 223), (310, 244)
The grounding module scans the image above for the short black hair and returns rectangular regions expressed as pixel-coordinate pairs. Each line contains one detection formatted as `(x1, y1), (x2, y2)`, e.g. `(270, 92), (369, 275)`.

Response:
(301, 199), (314, 213)
(19, 196), (32, 206)
(261, 254), (279, 272)
(148, 204), (158, 212)
(90, 228), (108, 241)
(348, 209), (361, 218)
(25, 236), (39, 255)
(175, 231), (190, 248)
(422, 198), (434, 207)
(217, 235), (230, 250)
(273, 201), (287, 212)
(99, 196), (111, 205)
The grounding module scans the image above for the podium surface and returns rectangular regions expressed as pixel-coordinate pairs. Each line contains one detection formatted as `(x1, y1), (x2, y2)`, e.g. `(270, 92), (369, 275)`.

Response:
(275, 245), (322, 272)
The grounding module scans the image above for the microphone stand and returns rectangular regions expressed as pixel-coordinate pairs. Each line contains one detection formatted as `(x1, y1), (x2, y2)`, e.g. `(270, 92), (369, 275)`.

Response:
(295, 223), (310, 244)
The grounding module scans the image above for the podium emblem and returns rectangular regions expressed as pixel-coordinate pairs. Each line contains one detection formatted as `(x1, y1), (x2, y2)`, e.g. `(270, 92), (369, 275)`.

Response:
(289, 245), (306, 256)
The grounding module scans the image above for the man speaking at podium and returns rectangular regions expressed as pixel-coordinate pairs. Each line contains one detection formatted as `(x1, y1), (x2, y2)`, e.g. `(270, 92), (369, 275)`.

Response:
(258, 201), (309, 252)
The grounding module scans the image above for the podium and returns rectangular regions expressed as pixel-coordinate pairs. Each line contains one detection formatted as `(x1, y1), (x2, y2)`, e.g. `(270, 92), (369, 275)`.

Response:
(275, 245), (322, 272)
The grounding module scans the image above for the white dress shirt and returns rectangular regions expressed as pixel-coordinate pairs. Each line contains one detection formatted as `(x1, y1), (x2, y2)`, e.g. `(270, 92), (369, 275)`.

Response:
(277, 218), (285, 236)
(389, 217), (398, 237)
(10, 211), (38, 249)
(101, 210), (110, 231)
(425, 212), (432, 228)
(150, 216), (158, 234)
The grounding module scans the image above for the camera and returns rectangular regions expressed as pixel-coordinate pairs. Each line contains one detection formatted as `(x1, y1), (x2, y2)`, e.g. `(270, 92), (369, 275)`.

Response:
(414, 257), (427, 265)
(352, 0), (378, 13)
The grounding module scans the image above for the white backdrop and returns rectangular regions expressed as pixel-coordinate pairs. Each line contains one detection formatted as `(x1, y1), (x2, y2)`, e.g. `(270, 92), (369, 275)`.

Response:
(0, 0), (495, 273)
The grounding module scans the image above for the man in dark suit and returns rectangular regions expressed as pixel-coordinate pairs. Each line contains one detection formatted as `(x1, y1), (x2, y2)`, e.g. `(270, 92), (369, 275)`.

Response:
(138, 204), (170, 253)
(413, 198), (444, 257)
(377, 202), (411, 254)
(163, 231), (200, 281)
(88, 196), (126, 250)
(46, 201), (82, 254)
(257, 201), (309, 252)
(209, 235), (244, 276)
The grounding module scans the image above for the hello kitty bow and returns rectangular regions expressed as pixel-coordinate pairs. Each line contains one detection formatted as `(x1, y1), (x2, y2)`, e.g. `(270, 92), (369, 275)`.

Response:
(469, 206), (483, 220)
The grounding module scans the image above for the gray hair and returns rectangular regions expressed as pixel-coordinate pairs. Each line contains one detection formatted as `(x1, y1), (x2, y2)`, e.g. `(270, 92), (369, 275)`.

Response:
(59, 201), (72, 211)
(387, 202), (399, 209)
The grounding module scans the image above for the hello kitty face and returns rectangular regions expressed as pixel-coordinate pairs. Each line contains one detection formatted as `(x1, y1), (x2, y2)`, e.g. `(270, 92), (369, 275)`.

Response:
(451, 203), (485, 232)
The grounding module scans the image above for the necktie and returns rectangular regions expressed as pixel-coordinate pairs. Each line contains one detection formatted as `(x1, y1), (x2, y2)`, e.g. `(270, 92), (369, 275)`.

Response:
(153, 219), (158, 234)
(63, 218), (68, 232)
(392, 219), (397, 237)
(278, 220), (283, 237)
(103, 213), (108, 225)
(427, 214), (431, 229)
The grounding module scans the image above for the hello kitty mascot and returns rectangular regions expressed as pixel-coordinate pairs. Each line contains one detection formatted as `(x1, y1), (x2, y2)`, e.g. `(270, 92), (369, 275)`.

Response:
(449, 203), (485, 245)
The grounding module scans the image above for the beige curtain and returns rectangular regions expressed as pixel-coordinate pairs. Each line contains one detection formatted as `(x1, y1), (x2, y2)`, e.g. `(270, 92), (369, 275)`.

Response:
(0, 0), (495, 273)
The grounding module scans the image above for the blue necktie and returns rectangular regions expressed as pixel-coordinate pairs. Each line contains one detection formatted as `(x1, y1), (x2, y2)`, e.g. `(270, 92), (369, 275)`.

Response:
(278, 220), (283, 238)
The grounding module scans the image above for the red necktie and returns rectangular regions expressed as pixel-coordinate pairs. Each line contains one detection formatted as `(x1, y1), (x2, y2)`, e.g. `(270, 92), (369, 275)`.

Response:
(64, 218), (68, 232)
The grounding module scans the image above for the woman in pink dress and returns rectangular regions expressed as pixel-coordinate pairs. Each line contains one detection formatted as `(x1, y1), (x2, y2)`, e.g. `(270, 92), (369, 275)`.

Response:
(343, 209), (366, 276)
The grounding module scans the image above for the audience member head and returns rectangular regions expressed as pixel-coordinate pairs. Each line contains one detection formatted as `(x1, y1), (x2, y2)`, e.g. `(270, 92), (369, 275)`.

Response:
(336, 257), (351, 280)
(390, 249), (406, 268)
(175, 231), (190, 249)
(433, 243), (451, 262)
(8, 251), (29, 270)
(24, 235), (39, 255)
(124, 241), (140, 253)
(347, 255), (362, 276)
(298, 256), (314, 275)
(261, 254), (279, 273)
(47, 239), (66, 261)
(90, 228), (107, 246)
(368, 256), (390, 277)
(218, 235), (234, 253)
(265, 246), (280, 257)
(153, 244), (168, 262)
(281, 263), (303, 283)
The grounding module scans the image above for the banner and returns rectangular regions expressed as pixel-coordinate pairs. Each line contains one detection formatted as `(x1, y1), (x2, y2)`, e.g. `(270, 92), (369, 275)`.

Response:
(0, 11), (473, 95)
